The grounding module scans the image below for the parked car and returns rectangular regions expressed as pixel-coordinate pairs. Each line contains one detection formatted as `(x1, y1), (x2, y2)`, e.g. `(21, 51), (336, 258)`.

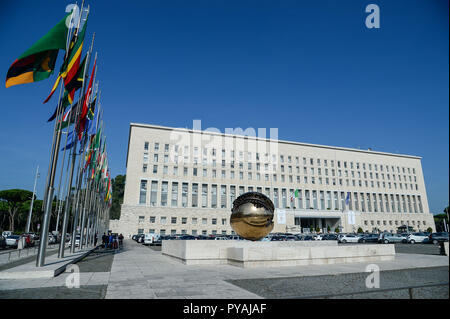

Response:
(48, 234), (57, 244)
(2, 231), (12, 238)
(69, 235), (81, 247)
(406, 232), (428, 244)
(180, 235), (196, 240)
(136, 234), (145, 243)
(144, 233), (160, 245)
(358, 234), (379, 243)
(381, 233), (406, 244)
(302, 235), (315, 241)
(338, 234), (359, 243)
(322, 234), (338, 241)
(0, 236), (6, 249)
(5, 235), (21, 248)
(426, 232), (449, 245)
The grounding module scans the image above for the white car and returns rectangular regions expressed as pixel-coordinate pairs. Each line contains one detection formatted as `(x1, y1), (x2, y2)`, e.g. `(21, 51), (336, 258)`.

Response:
(407, 232), (428, 244)
(5, 235), (20, 247)
(338, 234), (360, 243)
(314, 234), (324, 240)
(144, 233), (159, 245)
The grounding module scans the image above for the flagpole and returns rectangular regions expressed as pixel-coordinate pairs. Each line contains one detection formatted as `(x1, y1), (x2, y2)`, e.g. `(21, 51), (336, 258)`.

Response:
(54, 121), (71, 233)
(26, 165), (40, 233)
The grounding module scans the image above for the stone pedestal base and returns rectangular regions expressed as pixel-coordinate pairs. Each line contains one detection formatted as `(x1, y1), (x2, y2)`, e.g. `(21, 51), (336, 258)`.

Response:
(162, 240), (395, 268)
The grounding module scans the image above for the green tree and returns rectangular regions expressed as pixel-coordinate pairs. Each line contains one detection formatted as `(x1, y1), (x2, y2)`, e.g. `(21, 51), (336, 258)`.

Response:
(0, 189), (33, 232)
(334, 227), (340, 233)
(357, 227), (363, 233)
(426, 227), (433, 233)
(110, 175), (125, 220)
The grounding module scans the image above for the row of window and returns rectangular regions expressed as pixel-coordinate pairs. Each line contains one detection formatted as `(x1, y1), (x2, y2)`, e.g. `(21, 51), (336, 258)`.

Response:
(138, 216), (228, 226)
(143, 164), (419, 191)
(144, 160), (417, 182)
(143, 142), (418, 175)
(138, 180), (424, 214)
(362, 219), (426, 226)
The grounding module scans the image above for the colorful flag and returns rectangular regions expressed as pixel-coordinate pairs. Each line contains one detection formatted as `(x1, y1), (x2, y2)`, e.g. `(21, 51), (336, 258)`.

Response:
(6, 12), (71, 88)
(61, 130), (75, 151)
(345, 192), (350, 206)
(43, 20), (87, 103)
(78, 57), (96, 139)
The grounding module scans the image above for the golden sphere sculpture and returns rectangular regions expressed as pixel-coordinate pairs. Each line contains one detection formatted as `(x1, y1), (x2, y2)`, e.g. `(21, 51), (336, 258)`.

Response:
(230, 192), (274, 241)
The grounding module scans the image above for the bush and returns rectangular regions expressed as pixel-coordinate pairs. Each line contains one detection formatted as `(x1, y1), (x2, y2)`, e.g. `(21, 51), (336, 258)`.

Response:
(335, 227), (340, 233)
(357, 227), (363, 233)
(327, 225), (331, 232)
(315, 227), (320, 233)
(426, 227), (433, 233)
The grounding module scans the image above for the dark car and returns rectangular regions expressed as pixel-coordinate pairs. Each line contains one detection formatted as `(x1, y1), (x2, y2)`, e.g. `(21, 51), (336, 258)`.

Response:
(180, 235), (196, 240)
(322, 234), (338, 241)
(270, 235), (286, 241)
(303, 235), (314, 241)
(358, 234), (379, 243)
(426, 232), (449, 245)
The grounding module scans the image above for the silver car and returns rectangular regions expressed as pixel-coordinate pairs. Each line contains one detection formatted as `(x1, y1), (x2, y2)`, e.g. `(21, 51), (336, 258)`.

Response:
(382, 233), (406, 243)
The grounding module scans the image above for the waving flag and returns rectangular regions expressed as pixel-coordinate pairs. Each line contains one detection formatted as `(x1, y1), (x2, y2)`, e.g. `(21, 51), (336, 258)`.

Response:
(78, 57), (96, 139)
(6, 12), (71, 88)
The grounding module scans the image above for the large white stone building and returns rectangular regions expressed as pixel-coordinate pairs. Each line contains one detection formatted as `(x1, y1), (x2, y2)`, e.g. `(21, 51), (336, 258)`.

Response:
(110, 123), (436, 237)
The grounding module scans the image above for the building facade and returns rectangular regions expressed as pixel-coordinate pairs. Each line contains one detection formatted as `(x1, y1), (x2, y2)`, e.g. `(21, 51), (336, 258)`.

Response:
(110, 123), (436, 237)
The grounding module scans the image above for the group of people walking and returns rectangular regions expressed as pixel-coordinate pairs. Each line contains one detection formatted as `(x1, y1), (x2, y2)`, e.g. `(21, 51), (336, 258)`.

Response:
(101, 232), (124, 250)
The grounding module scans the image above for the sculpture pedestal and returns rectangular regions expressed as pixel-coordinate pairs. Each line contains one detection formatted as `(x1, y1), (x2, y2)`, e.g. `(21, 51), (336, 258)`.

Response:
(161, 240), (395, 268)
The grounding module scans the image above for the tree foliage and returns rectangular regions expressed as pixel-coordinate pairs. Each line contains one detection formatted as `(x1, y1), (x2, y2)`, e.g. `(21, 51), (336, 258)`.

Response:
(0, 189), (33, 232)
(110, 174), (125, 220)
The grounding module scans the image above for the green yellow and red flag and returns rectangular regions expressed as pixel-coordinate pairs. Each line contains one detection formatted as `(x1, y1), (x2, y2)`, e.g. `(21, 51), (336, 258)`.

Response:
(5, 12), (72, 88)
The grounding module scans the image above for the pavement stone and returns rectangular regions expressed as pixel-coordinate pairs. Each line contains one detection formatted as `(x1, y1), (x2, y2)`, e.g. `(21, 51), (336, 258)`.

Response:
(0, 239), (448, 299)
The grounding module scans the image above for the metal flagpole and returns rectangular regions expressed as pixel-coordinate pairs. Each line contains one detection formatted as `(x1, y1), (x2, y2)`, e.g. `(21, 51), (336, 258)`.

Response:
(54, 122), (71, 233)
(26, 165), (40, 233)
(36, 12), (77, 266)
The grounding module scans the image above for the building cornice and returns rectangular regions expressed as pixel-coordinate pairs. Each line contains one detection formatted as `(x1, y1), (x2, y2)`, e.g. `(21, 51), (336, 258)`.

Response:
(128, 122), (422, 161)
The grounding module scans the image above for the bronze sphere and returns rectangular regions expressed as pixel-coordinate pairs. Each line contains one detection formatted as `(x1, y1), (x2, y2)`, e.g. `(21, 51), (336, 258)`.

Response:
(230, 192), (275, 241)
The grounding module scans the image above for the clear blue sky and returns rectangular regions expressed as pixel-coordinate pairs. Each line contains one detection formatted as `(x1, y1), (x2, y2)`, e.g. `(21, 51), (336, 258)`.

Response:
(0, 0), (448, 214)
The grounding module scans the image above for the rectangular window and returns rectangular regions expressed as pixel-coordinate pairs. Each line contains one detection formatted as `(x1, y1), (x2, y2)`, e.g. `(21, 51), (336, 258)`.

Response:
(192, 183), (198, 207)
(161, 181), (168, 206)
(239, 186), (245, 196)
(171, 182), (178, 207)
(149, 216), (155, 223)
(182, 217), (187, 224)
(305, 190), (310, 208)
(211, 184), (217, 208)
(192, 218), (197, 224)
(274, 188), (279, 208)
(139, 180), (147, 204)
(143, 164), (147, 173)
(202, 184), (208, 208)
(221, 185), (227, 208)
(171, 217), (177, 224)
(230, 185), (236, 206)
(282, 189), (287, 208)
(150, 181), (158, 206)
(319, 191), (325, 210)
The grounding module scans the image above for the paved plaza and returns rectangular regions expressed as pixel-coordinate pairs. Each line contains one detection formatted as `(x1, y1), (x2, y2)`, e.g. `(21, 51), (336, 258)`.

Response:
(0, 240), (448, 299)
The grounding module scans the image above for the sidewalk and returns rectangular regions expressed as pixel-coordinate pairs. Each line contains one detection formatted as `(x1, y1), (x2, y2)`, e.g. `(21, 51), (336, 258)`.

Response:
(0, 245), (97, 279)
(0, 239), (448, 298)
